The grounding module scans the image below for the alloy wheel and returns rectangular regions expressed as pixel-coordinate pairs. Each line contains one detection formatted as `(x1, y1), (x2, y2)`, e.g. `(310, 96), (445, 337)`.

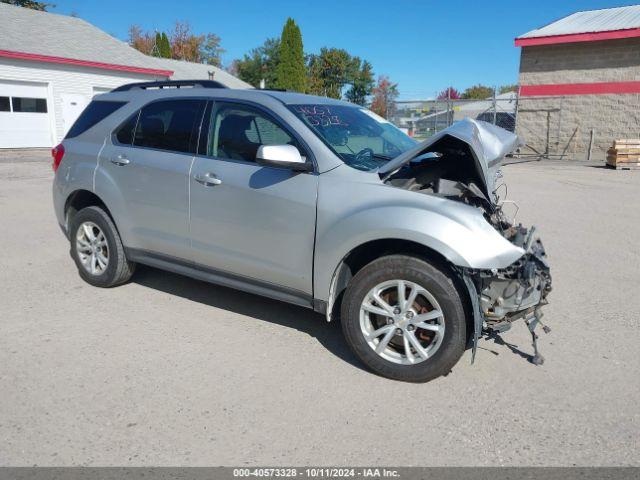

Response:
(359, 279), (445, 365)
(75, 221), (109, 275)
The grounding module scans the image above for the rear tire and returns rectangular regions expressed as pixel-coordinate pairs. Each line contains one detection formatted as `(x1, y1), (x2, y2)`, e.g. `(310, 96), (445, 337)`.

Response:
(70, 206), (135, 287)
(341, 255), (466, 383)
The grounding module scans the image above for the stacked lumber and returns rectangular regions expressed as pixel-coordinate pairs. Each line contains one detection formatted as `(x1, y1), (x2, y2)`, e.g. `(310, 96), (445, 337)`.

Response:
(607, 139), (640, 170)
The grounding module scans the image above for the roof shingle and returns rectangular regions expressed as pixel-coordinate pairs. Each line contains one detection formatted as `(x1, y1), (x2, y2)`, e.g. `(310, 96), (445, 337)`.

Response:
(0, 2), (170, 74)
(152, 58), (252, 89)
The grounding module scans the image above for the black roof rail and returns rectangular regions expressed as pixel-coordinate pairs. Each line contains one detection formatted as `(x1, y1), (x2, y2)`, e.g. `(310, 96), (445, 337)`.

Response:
(112, 80), (228, 92)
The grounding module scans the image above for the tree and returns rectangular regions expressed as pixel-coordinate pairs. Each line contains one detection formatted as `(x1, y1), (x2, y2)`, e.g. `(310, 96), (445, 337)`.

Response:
(233, 27), (374, 99)
(170, 21), (199, 62)
(152, 32), (163, 57)
(160, 32), (171, 58)
(344, 60), (374, 106)
(275, 18), (306, 92)
(233, 38), (280, 88)
(1, 0), (50, 10)
(462, 84), (494, 99)
(499, 84), (518, 94)
(370, 76), (399, 119)
(128, 22), (224, 66)
(150, 31), (172, 58)
(437, 87), (461, 100)
(199, 33), (224, 66)
(306, 47), (359, 98)
(128, 25), (154, 56)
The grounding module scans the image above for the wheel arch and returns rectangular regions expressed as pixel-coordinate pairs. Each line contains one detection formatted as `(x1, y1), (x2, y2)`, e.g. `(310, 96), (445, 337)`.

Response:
(324, 238), (473, 339)
(64, 190), (115, 236)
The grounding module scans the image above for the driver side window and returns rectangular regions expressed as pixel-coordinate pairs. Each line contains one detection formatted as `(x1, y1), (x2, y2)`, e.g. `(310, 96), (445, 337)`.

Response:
(207, 103), (300, 162)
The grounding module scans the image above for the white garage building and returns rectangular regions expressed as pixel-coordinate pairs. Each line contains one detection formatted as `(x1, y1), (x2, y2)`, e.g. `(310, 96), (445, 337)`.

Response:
(0, 3), (250, 149)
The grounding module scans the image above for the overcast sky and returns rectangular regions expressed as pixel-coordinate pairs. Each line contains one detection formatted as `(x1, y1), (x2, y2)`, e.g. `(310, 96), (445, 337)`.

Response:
(50, 0), (635, 99)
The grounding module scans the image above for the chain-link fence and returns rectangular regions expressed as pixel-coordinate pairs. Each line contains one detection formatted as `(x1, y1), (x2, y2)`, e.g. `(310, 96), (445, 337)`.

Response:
(390, 91), (640, 161)
(390, 92), (518, 141)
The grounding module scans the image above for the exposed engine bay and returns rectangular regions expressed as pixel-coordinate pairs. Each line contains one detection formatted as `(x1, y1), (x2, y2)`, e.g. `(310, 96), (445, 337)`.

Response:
(382, 123), (552, 364)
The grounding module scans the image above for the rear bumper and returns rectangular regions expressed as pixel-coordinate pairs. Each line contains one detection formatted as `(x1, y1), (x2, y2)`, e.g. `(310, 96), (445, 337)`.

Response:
(52, 171), (67, 233)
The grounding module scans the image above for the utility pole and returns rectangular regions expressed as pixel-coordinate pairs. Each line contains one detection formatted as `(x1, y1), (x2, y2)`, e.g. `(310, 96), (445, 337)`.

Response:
(150, 28), (161, 58)
(447, 88), (451, 127)
(492, 86), (497, 125)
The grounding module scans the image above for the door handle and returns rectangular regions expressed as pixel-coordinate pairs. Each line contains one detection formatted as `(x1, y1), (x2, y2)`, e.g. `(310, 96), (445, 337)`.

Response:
(194, 172), (222, 186)
(110, 154), (130, 166)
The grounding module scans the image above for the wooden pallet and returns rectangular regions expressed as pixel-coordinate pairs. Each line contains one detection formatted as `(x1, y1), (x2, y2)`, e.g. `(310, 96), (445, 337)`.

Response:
(608, 147), (640, 155)
(614, 139), (640, 146)
(606, 139), (640, 169)
(607, 162), (640, 170)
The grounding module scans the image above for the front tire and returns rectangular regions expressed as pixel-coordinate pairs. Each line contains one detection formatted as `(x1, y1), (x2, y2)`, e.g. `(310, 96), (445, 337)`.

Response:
(70, 206), (135, 287)
(341, 255), (466, 383)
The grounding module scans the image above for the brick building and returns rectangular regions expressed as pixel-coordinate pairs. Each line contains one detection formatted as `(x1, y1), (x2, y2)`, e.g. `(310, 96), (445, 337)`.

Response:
(515, 5), (640, 159)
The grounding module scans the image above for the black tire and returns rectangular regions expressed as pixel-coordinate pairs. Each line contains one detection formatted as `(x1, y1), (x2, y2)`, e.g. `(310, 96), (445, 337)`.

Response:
(341, 255), (466, 383)
(69, 206), (135, 287)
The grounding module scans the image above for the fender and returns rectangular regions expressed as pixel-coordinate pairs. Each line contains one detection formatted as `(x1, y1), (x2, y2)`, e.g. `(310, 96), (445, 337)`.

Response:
(314, 201), (525, 310)
(52, 150), (97, 231)
(313, 166), (526, 309)
(314, 201), (524, 321)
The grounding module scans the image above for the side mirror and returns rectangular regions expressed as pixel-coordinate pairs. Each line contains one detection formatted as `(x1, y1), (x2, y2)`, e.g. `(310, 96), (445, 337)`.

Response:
(256, 145), (311, 172)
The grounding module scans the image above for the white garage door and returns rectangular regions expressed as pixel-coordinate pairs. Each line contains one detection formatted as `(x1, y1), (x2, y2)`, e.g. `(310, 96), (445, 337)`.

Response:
(0, 80), (52, 148)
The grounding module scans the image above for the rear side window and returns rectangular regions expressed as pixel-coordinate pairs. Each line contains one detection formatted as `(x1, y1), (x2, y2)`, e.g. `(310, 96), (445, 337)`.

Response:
(66, 101), (126, 139)
(0, 97), (9, 112)
(133, 99), (205, 154)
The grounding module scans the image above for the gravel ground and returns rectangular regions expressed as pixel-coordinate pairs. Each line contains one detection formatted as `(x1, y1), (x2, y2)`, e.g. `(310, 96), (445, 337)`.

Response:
(0, 157), (638, 466)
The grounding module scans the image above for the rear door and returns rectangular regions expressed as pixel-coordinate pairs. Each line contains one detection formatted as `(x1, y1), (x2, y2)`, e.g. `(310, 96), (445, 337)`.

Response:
(189, 101), (318, 298)
(97, 98), (206, 260)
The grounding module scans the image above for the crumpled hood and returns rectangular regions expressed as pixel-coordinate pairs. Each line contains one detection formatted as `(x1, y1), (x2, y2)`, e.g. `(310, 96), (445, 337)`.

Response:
(378, 118), (523, 196)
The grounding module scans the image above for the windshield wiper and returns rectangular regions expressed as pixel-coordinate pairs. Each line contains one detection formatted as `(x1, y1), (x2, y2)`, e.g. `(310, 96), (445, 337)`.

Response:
(372, 153), (393, 161)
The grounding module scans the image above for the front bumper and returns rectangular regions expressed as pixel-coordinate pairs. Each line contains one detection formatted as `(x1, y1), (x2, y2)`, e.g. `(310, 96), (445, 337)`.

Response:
(462, 227), (552, 363)
(478, 233), (552, 331)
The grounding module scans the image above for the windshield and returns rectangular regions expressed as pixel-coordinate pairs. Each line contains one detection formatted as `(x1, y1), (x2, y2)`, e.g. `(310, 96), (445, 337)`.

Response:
(289, 104), (417, 171)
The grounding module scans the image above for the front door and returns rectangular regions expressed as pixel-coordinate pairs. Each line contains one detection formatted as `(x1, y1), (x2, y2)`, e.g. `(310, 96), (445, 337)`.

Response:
(189, 101), (318, 297)
(97, 98), (206, 260)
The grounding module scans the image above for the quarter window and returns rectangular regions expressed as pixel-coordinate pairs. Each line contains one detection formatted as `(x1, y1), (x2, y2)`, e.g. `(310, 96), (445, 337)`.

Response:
(12, 97), (47, 113)
(207, 103), (300, 162)
(134, 99), (205, 154)
(66, 101), (126, 139)
(0, 97), (9, 112)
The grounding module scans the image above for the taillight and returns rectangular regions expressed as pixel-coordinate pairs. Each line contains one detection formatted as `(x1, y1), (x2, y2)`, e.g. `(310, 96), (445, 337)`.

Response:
(52, 143), (65, 172)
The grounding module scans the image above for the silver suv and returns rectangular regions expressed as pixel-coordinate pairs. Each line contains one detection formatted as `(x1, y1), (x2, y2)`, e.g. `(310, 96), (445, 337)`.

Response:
(52, 80), (551, 382)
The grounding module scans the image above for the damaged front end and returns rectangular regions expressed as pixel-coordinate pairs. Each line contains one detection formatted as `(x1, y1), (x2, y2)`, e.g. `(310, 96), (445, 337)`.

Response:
(463, 222), (552, 365)
(381, 119), (552, 363)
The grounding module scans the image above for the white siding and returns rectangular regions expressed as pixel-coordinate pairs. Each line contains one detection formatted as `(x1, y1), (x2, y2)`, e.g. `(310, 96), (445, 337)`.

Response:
(0, 58), (164, 146)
